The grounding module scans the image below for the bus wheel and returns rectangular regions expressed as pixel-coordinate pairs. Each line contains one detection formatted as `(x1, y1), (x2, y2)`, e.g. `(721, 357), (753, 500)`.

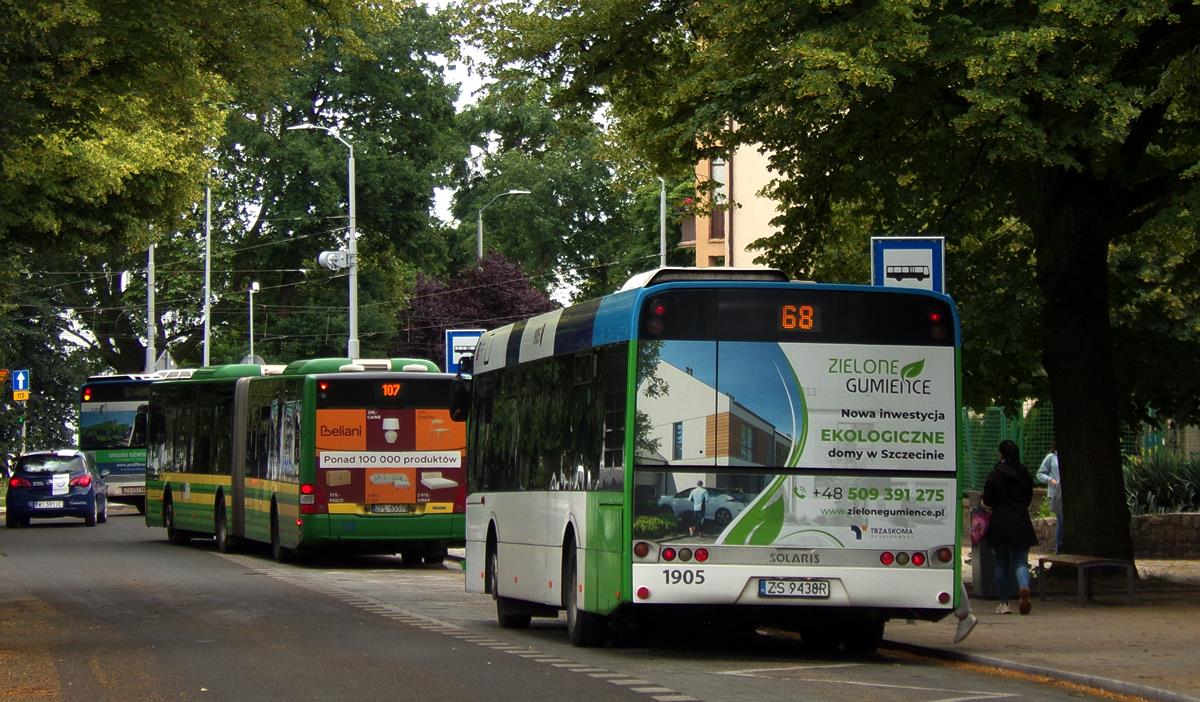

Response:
(564, 539), (607, 647)
(270, 506), (290, 563)
(422, 545), (447, 565)
(400, 549), (422, 566)
(841, 619), (885, 655)
(489, 547), (530, 629)
(136, 498), (146, 515)
(165, 500), (189, 545)
(214, 498), (231, 554)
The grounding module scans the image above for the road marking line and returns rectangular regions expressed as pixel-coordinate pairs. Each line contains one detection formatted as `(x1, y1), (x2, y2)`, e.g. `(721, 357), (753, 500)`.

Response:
(608, 679), (652, 686)
(718, 662), (859, 677)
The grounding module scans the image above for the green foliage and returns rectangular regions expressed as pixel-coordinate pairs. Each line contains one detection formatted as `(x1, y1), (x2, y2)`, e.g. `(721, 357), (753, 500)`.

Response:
(632, 515), (677, 540)
(1124, 450), (1200, 515)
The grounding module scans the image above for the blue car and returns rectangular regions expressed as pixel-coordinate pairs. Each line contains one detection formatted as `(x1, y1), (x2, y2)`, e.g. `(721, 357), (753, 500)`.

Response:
(5, 449), (108, 528)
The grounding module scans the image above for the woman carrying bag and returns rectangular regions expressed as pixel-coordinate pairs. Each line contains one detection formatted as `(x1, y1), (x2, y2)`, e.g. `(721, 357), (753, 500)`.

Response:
(982, 439), (1038, 615)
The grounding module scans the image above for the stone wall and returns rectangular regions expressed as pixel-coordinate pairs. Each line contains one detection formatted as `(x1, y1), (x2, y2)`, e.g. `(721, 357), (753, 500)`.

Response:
(1033, 513), (1200, 559)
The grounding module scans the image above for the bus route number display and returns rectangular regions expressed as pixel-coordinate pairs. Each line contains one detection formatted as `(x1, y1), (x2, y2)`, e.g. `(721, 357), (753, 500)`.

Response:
(778, 303), (821, 332)
(380, 383), (402, 398)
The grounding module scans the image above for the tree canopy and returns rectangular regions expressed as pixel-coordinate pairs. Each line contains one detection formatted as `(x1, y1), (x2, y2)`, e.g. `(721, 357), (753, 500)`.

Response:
(458, 0), (1200, 558)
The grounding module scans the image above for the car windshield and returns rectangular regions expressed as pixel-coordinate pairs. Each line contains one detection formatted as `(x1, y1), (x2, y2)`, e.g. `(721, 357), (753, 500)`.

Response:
(17, 455), (85, 473)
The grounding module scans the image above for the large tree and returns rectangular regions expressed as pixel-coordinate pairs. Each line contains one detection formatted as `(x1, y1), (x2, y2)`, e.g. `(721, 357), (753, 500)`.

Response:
(36, 3), (464, 371)
(460, 0), (1200, 558)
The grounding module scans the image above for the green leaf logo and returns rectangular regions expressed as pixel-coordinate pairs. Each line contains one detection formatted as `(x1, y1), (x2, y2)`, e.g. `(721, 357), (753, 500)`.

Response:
(900, 360), (925, 379)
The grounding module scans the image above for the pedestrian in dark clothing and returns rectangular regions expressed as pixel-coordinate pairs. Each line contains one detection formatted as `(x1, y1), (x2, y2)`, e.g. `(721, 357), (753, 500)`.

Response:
(982, 439), (1038, 615)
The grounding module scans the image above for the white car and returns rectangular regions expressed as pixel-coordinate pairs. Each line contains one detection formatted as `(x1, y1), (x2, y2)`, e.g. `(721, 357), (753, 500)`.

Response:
(656, 488), (749, 527)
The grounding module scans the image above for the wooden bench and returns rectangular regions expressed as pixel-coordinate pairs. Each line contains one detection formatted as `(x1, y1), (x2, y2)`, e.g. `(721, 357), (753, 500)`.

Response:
(1036, 553), (1136, 606)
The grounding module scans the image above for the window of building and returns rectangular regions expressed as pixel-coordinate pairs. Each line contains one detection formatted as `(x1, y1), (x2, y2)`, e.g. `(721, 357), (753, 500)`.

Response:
(672, 421), (683, 461)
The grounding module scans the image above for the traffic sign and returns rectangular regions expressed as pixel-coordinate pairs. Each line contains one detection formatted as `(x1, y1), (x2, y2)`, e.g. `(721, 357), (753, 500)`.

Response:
(11, 369), (30, 392)
(13, 390), (30, 401)
(871, 237), (945, 293)
(444, 329), (485, 374)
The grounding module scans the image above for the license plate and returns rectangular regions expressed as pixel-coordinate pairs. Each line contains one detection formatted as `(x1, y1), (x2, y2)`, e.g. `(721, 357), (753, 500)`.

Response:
(33, 500), (64, 509)
(121, 486), (146, 495)
(369, 504), (412, 514)
(759, 578), (831, 599)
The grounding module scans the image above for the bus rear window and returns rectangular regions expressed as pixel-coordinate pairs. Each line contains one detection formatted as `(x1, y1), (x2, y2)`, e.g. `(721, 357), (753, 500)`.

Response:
(315, 377), (455, 410)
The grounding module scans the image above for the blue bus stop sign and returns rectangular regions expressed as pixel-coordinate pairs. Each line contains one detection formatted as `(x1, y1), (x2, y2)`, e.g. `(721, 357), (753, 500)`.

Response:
(871, 237), (945, 294)
(444, 330), (484, 374)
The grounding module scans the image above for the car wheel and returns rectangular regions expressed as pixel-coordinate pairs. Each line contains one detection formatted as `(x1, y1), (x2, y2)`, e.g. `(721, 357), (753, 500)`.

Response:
(715, 508), (733, 527)
(85, 496), (98, 527)
(564, 538), (607, 646)
(98, 496), (108, 524)
(5, 512), (20, 529)
(490, 545), (531, 629)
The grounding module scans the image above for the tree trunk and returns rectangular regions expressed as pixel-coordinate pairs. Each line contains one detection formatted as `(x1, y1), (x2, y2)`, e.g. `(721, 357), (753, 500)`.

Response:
(1032, 175), (1134, 560)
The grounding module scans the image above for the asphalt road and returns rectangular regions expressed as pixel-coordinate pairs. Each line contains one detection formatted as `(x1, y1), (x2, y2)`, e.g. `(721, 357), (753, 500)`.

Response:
(1, 510), (1112, 701)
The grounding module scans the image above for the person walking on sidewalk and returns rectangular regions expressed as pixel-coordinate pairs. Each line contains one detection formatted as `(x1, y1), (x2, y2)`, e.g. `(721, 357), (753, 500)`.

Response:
(983, 439), (1038, 615)
(1036, 442), (1063, 553)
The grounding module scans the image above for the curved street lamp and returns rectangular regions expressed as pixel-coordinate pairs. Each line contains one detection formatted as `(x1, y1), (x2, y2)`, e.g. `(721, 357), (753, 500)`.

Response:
(286, 123), (359, 357)
(476, 189), (531, 264)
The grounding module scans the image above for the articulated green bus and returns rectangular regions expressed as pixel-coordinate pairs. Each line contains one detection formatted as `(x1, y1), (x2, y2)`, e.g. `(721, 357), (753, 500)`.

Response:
(146, 358), (467, 563)
(464, 268), (962, 650)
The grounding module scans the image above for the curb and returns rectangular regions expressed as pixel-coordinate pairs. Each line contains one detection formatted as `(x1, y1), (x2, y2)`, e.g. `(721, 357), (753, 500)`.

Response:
(881, 640), (1200, 702)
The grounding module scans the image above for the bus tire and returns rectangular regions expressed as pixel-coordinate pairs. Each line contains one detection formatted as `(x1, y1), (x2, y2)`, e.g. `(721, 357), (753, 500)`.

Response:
(841, 619), (885, 655)
(270, 505), (290, 563)
(489, 546), (530, 629)
(564, 539), (606, 647)
(422, 545), (447, 565)
(165, 498), (190, 545)
(136, 498), (146, 515)
(214, 497), (231, 554)
(400, 548), (422, 566)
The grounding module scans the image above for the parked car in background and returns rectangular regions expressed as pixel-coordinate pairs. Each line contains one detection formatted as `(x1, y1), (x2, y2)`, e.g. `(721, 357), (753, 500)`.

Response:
(5, 449), (108, 528)
(656, 487), (750, 527)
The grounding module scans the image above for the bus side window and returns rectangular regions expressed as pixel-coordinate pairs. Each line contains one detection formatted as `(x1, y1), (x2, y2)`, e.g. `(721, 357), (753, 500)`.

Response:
(131, 405), (149, 447)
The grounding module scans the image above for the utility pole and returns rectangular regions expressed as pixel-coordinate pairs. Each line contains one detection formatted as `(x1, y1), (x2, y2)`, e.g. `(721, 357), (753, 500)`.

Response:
(659, 177), (667, 267)
(145, 244), (155, 373)
(203, 186), (212, 367)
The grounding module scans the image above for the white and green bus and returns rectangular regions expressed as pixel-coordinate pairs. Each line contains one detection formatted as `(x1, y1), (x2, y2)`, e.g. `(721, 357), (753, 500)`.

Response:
(463, 268), (963, 650)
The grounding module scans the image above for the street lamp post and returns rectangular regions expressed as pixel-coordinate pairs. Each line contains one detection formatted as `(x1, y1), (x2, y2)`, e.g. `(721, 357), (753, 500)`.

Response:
(476, 189), (531, 264)
(248, 281), (260, 361)
(286, 123), (359, 357)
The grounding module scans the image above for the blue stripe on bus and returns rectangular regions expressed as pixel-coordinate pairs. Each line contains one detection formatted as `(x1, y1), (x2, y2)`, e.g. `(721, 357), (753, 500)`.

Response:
(553, 298), (601, 355)
(506, 320), (527, 368)
(592, 289), (639, 346)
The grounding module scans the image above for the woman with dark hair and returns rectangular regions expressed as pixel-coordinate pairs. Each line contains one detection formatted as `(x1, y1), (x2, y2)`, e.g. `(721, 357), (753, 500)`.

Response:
(982, 439), (1038, 615)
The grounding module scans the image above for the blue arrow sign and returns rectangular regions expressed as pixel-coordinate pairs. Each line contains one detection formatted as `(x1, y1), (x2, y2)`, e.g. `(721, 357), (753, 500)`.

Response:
(12, 369), (29, 392)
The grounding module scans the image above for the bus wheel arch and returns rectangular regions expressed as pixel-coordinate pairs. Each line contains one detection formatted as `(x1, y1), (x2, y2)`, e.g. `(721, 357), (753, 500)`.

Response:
(270, 498), (289, 563)
(563, 531), (606, 646)
(214, 490), (231, 553)
(488, 523), (530, 629)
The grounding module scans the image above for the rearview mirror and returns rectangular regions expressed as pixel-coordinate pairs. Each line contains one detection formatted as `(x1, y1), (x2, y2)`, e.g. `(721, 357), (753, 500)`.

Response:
(449, 377), (471, 422)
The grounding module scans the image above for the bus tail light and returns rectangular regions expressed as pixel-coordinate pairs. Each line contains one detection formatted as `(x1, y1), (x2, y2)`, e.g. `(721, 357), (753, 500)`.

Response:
(70, 474), (92, 488)
(8, 476), (30, 489)
(911, 552), (927, 567)
(637, 587), (651, 600)
(82, 387), (93, 401)
(633, 542), (650, 558)
(677, 548), (693, 562)
(938, 591), (951, 604)
(299, 483), (326, 514)
(936, 547), (954, 563)
(880, 551), (895, 566)
(694, 548), (709, 563)
(661, 547), (677, 561)
(896, 552), (911, 566)
(645, 299), (667, 335)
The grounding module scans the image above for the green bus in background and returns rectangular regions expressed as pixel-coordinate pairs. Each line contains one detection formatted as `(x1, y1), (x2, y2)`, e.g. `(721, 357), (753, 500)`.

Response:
(145, 357), (467, 563)
(79, 370), (195, 513)
(464, 268), (963, 651)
